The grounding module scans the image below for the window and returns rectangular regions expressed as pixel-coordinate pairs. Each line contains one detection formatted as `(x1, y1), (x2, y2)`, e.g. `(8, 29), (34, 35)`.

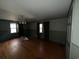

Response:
(10, 23), (18, 33)
(39, 23), (43, 33)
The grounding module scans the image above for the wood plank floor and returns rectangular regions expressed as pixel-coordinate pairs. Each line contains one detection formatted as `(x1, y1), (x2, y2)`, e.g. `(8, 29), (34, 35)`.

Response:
(0, 37), (65, 59)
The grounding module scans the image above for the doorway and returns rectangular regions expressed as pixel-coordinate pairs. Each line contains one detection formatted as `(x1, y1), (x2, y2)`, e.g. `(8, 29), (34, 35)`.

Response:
(37, 22), (49, 40)
(19, 24), (24, 36)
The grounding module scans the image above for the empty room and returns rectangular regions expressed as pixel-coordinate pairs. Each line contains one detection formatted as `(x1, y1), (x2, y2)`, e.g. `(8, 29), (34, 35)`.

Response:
(0, 0), (79, 59)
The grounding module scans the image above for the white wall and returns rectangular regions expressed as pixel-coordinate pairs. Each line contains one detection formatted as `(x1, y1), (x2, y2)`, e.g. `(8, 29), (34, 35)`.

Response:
(71, 0), (79, 46)
(49, 18), (67, 44)
(50, 18), (67, 31)
(70, 0), (79, 59)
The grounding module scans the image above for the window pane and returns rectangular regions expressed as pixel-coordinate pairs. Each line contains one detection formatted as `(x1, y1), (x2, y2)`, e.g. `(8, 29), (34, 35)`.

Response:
(10, 23), (17, 33)
(10, 23), (16, 29)
(39, 23), (43, 33)
(11, 29), (16, 33)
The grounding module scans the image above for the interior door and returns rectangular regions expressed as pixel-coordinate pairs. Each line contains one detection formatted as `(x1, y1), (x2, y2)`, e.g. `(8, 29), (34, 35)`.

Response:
(43, 22), (49, 40)
(19, 24), (24, 36)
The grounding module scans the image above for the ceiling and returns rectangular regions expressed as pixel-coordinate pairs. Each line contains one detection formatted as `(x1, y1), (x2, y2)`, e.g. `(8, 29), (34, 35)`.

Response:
(0, 0), (72, 21)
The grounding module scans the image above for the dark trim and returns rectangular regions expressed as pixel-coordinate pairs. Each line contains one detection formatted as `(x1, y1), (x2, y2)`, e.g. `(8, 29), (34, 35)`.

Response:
(0, 19), (18, 22)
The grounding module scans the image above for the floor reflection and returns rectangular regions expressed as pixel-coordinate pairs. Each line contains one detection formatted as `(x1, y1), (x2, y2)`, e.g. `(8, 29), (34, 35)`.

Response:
(9, 39), (20, 54)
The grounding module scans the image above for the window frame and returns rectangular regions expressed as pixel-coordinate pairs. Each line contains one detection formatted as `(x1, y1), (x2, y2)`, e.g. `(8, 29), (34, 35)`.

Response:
(10, 23), (18, 33)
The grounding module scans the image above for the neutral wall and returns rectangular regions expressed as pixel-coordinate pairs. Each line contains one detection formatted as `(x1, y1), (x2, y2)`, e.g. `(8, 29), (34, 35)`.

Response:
(22, 18), (67, 42)
(70, 43), (79, 59)
(49, 18), (67, 44)
(70, 0), (79, 59)
(29, 22), (37, 38)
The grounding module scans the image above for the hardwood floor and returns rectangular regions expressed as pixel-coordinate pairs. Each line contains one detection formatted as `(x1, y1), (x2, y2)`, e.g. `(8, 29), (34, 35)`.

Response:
(0, 37), (65, 59)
